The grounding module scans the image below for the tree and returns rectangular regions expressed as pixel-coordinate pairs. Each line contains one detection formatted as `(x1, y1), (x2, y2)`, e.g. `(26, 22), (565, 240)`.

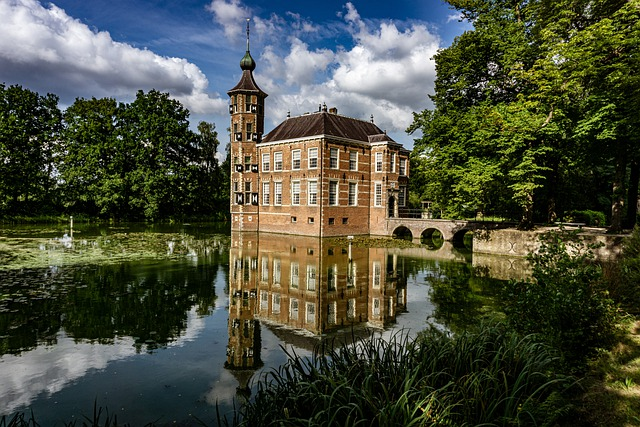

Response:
(0, 84), (62, 215)
(59, 97), (119, 216)
(409, 0), (639, 229)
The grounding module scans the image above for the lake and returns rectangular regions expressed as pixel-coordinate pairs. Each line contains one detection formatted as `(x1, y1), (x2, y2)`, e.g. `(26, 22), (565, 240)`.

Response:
(0, 223), (520, 426)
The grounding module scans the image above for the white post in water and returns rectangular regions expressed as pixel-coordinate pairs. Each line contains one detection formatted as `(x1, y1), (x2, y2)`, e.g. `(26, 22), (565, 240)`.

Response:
(70, 215), (74, 240)
(348, 235), (353, 262)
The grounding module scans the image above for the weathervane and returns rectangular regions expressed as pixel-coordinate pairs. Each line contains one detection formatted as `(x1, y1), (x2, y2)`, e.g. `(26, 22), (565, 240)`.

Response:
(246, 18), (250, 52)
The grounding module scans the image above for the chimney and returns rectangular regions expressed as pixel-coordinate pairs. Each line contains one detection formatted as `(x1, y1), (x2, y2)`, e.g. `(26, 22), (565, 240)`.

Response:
(329, 107), (338, 114)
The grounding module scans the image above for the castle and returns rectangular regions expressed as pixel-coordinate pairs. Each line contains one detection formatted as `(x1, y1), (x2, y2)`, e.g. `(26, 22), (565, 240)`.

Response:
(229, 24), (410, 237)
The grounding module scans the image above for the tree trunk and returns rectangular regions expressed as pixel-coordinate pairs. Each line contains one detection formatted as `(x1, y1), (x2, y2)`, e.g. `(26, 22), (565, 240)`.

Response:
(625, 159), (639, 229)
(609, 141), (627, 233)
(519, 191), (535, 230)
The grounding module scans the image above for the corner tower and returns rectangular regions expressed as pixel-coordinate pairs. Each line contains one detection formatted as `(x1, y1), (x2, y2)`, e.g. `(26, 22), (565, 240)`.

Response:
(228, 19), (267, 231)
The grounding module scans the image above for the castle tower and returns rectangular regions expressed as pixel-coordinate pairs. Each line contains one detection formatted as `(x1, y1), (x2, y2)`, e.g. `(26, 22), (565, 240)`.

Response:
(228, 19), (267, 232)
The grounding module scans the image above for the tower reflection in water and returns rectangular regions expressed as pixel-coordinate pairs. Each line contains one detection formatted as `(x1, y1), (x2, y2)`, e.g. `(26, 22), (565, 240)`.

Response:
(225, 232), (408, 394)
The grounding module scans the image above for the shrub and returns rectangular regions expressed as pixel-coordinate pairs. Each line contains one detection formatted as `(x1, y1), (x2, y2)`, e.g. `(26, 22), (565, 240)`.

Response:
(610, 225), (640, 313)
(503, 229), (619, 370)
(564, 210), (607, 227)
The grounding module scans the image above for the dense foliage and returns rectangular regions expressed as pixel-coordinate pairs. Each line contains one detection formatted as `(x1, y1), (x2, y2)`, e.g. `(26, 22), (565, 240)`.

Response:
(0, 85), (228, 221)
(503, 229), (620, 369)
(235, 325), (574, 426)
(409, 0), (640, 230)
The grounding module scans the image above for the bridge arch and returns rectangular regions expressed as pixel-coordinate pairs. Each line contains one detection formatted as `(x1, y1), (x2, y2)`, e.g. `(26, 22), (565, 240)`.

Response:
(420, 228), (444, 249)
(391, 225), (412, 241)
(452, 228), (473, 250)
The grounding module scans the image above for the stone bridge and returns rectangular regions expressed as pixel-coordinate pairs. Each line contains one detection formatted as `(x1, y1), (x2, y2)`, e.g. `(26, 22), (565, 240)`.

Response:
(382, 218), (512, 244)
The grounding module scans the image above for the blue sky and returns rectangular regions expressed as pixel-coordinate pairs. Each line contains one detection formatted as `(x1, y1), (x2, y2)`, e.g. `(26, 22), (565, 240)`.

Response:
(0, 0), (471, 149)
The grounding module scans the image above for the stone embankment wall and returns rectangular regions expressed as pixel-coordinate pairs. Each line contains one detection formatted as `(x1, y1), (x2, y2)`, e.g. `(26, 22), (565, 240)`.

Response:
(473, 227), (627, 261)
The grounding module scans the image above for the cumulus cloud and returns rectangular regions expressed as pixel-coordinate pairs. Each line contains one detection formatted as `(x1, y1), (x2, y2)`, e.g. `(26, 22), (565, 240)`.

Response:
(0, 0), (225, 114)
(248, 2), (440, 143)
(206, 0), (251, 40)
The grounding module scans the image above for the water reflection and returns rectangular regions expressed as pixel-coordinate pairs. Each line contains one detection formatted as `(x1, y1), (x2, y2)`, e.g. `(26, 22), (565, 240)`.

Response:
(225, 232), (413, 393)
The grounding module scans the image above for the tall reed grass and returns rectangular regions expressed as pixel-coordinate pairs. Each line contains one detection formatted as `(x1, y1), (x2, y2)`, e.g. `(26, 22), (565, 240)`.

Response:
(236, 323), (576, 426)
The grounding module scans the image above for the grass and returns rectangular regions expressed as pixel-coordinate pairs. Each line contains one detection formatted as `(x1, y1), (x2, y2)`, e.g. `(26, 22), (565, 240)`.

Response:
(234, 323), (576, 426)
(570, 318), (640, 427)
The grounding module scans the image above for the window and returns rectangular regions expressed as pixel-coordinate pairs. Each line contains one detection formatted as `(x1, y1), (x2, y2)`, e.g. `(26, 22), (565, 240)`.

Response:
(349, 151), (357, 171)
(399, 158), (406, 176)
(274, 182), (282, 205)
(306, 302), (316, 324)
(262, 182), (270, 205)
(330, 147), (339, 169)
(261, 256), (269, 281)
(307, 265), (317, 290)
(375, 152), (383, 172)
(348, 182), (357, 206)
(342, 217), (348, 224)
(374, 183), (382, 206)
(246, 122), (253, 141)
(308, 147), (318, 168)
(328, 301), (337, 325)
(347, 298), (356, 320)
(244, 181), (251, 204)
(308, 217), (314, 224)
(262, 153), (270, 172)
(272, 293), (281, 313)
(399, 186), (406, 207)
(260, 291), (268, 310)
(347, 263), (356, 288)
(273, 258), (281, 285)
(373, 261), (381, 287)
(274, 152), (283, 171)
(291, 181), (301, 205)
(308, 180), (317, 205)
(244, 155), (251, 171)
(291, 216), (297, 223)
(329, 181), (338, 206)
(328, 265), (337, 291)
(290, 298), (299, 320)
(290, 262), (299, 288)
(390, 153), (396, 173)
(373, 298), (380, 317)
(328, 218), (335, 225)
(292, 149), (301, 170)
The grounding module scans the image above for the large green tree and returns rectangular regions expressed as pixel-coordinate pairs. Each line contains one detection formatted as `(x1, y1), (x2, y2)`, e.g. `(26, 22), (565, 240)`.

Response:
(0, 84), (62, 215)
(409, 0), (639, 230)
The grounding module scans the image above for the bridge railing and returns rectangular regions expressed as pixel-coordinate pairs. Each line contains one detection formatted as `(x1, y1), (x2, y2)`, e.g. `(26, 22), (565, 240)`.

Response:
(393, 209), (518, 222)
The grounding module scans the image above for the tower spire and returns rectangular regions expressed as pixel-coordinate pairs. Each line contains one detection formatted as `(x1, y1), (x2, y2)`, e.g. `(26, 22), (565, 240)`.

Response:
(246, 18), (250, 52)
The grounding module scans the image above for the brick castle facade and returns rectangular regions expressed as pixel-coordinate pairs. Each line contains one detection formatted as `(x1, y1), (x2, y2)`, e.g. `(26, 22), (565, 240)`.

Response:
(229, 24), (410, 237)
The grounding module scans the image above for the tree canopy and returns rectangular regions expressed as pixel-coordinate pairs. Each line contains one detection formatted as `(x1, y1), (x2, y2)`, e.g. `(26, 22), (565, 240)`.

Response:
(409, 0), (639, 230)
(0, 85), (227, 221)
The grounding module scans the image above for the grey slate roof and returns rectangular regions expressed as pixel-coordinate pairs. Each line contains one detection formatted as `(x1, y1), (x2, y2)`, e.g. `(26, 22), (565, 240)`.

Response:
(228, 70), (267, 96)
(262, 111), (396, 144)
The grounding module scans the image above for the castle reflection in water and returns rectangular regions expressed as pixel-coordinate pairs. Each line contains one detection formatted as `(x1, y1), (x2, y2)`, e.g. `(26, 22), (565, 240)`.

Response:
(225, 232), (408, 376)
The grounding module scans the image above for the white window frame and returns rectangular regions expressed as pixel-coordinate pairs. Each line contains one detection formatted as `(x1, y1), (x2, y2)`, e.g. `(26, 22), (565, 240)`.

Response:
(308, 147), (318, 169)
(306, 302), (316, 324)
(273, 258), (281, 285)
(272, 293), (281, 313)
(291, 181), (301, 205)
(375, 152), (383, 172)
(348, 182), (357, 206)
(329, 180), (338, 206)
(399, 158), (406, 176)
(399, 186), (406, 207)
(307, 264), (317, 290)
(274, 181), (282, 205)
(308, 180), (317, 205)
(391, 153), (396, 173)
(290, 262), (299, 288)
(262, 153), (270, 172)
(274, 151), (283, 171)
(290, 298), (299, 320)
(292, 149), (301, 170)
(374, 182), (382, 207)
(349, 151), (358, 171)
(262, 182), (270, 205)
(330, 147), (339, 169)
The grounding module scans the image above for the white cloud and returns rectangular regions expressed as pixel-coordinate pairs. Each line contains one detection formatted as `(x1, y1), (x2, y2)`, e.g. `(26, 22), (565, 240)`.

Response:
(250, 3), (440, 145)
(206, 0), (251, 40)
(0, 0), (225, 114)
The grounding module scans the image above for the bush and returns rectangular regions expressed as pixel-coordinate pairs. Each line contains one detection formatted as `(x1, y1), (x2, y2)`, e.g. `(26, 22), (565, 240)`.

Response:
(564, 210), (607, 227)
(503, 229), (619, 370)
(609, 225), (640, 313)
